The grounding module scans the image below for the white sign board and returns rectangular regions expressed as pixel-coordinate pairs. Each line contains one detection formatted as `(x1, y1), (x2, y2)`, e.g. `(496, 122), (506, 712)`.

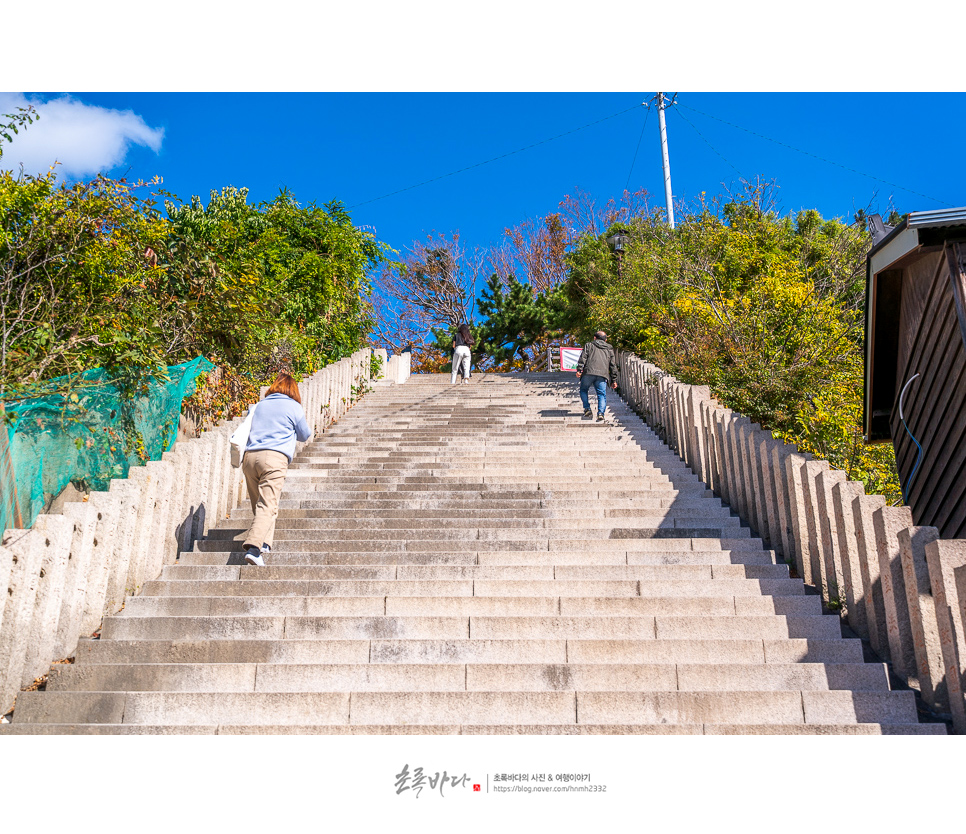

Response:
(559, 347), (582, 371)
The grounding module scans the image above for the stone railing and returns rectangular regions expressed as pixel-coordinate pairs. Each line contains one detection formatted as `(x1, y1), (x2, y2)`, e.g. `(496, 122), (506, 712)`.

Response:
(0, 348), (376, 714)
(616, 350), (966, 733)
(373, 349), (412, 385)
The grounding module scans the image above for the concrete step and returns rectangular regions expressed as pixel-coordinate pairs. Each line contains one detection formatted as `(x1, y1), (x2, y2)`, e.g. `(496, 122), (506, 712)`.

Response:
(162, 563), (802, 591)
(208, 513), (739, 534)
(98, 613), (841, 642)
(230, 497), (722, 516)
(190, 535), (757, 555)
(120, 593), (826, 618)
(1, 723), (927, 736)
(233, 500), (729, 517)
(71, 636), (866, 666)
(7, 689), (922, 727)
(235, 548), (763, 567)
(137, 581), (820, 615)
(194, 527), (747, 549)
(284, 470), (680, 480)
(44, 661), (889, 693)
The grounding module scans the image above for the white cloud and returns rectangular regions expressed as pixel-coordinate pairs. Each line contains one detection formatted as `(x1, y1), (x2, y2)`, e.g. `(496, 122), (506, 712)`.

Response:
(0, 92), (164, 178)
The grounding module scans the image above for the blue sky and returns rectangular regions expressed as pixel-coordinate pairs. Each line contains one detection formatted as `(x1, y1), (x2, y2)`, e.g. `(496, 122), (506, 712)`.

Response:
(3, 91), (965, 259)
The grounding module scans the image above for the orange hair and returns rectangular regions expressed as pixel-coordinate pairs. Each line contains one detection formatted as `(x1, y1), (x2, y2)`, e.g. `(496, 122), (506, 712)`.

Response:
(265, 373), (302, 404)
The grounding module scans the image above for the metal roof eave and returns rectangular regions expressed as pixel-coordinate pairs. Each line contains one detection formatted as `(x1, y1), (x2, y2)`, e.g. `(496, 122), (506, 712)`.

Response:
(869, 226), (921, 277)
(866, 207), (966, 265)
(907, 207), (966, 227)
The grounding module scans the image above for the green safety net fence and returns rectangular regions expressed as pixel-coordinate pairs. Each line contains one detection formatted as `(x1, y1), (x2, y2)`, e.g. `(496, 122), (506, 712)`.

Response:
(0, 356), (214, 534)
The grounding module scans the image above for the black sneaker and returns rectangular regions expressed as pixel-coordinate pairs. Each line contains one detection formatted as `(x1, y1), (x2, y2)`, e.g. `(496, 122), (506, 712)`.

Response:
(582, 409), (592, 419)
(596, 413), (606, 422)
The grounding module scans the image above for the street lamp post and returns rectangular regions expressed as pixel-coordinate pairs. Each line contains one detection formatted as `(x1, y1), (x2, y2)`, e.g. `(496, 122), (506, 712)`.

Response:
(606, 231), (629, 276)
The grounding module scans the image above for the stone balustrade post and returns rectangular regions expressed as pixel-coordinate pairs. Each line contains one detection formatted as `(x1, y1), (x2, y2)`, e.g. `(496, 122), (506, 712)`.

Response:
(699, 401), (719, 496)
(815, 468), (848, 610)
(687, 386), (712, 484)
(197, 430), (223, 540)
(769, 442), (796, 567)
(187, 434), (214, 547)
(726, 416), (750, 521)
(125, 467), (158, 597)
(744, 424), (769, 543)
(758, 434), (784, 557)
(657, 375), (671, 444)
(783, 452), (814, 586)
(78, 490), (122, 636)
(168, 444), (198, 557)
(299, 373), (314, 441)
(0, 545), (15, 709)
(897, 526), (947, 710)
(319, 370), (328, 429)
(800, 460), (830, 595)
(656, 375), (669, 445)
(221, 420), (245, 525)
(926, 539), (966, 733)
(831, 480), (868, 638)
(674, 383), (687, 460)
(712, 409), (733, 508)
(102, 478), (140, 614)
(851, 494), (890, 661)
(52, 502), (98, 659)
(373, 349), (388, 381)
(19, 514), (72, 687)
(872, 505), (918, 679)
(142, 458), (175, 586)
(215, 424), (236, 525)
(0, 529), (46, 712)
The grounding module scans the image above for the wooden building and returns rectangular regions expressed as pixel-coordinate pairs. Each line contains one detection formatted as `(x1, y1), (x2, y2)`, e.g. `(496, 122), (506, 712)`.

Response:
(864, 208), (966, 538)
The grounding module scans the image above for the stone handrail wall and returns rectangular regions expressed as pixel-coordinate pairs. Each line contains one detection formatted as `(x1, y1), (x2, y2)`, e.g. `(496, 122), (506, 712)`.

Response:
(616, 349), (966, 732)
(0, 348), (376, 714)
(372, 349), (412, 385)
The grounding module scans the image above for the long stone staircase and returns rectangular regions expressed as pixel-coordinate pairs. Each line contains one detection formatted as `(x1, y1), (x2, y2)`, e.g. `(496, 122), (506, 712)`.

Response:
(2, 375), (943, 733)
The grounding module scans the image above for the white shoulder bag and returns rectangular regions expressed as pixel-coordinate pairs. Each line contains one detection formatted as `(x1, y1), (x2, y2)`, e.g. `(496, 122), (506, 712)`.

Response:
(229, 403), (258, 468)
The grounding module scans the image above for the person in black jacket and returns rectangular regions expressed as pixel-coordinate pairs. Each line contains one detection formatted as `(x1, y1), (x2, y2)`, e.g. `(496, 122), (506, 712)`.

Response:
(575, 331), (618, 421)
(451, 323), (474, 384)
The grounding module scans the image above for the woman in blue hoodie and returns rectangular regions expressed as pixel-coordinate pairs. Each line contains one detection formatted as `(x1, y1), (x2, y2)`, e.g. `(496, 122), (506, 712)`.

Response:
(241, 373), (312, 566)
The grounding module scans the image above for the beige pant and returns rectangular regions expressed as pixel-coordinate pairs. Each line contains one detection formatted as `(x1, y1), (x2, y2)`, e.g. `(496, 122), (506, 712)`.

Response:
(242, 449), (289, 551)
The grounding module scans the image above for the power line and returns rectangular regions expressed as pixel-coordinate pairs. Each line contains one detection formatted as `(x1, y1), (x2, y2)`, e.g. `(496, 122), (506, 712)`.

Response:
(624, 107), (650, 192)
(348, 103), (644, 210)
(673, 106), (743, 177)
(678, 102), (952, 207)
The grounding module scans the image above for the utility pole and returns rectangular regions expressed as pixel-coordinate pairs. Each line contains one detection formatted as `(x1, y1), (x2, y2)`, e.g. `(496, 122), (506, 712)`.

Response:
(652, 92), (676, 229)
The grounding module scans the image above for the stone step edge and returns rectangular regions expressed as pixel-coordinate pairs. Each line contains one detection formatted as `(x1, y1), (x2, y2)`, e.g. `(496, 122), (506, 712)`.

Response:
(0, 723), (944, 735)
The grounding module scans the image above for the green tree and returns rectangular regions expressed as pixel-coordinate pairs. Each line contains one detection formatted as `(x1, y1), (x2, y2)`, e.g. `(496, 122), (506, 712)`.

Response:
(254, 192), (386, 370)
(0, 170), (168, 398)
(1, 168), (388, 426)
(161, 186), (387, 376)
(472, 274), (545, 369)
(561, 185), (900, 500)
(0, 105), (38, 161)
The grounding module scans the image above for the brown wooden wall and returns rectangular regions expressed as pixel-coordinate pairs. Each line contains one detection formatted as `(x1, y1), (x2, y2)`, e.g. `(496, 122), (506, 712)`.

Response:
(891, 241), (966, 538)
